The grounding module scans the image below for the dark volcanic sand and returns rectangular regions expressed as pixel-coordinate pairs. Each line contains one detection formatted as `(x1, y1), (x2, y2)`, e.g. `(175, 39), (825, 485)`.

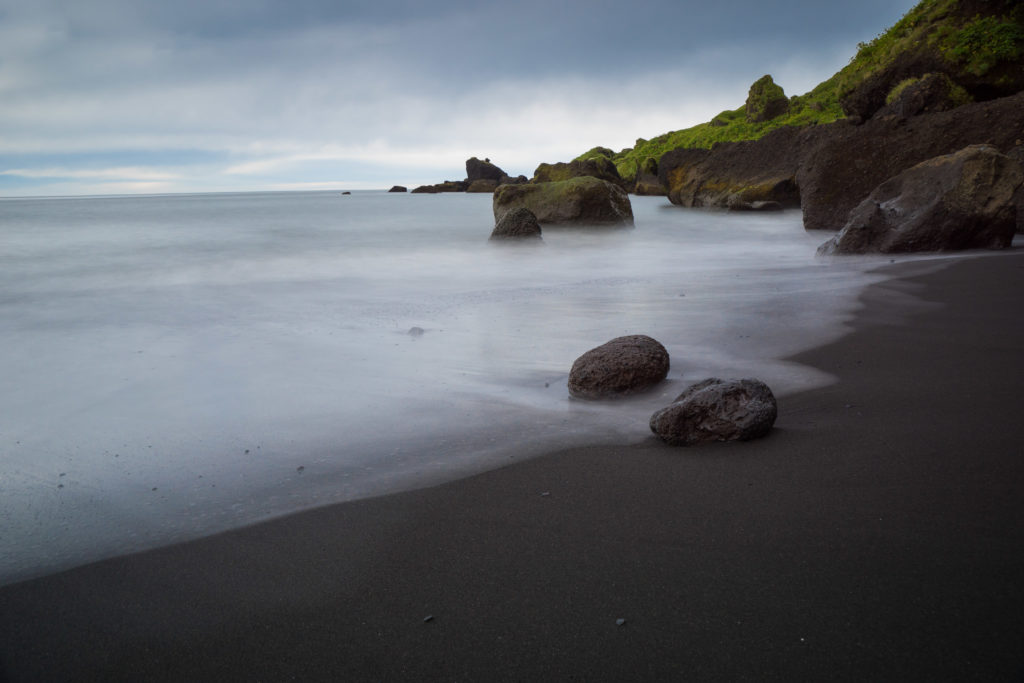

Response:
(2, 253), (1023, 682)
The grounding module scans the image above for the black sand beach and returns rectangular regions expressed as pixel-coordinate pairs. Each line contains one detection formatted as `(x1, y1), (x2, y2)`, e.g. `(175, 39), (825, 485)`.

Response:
(2, 253), (1023, 682)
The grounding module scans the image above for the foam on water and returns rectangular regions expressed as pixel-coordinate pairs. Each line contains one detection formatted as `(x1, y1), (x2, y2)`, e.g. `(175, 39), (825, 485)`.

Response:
(0, 190), (920, 583)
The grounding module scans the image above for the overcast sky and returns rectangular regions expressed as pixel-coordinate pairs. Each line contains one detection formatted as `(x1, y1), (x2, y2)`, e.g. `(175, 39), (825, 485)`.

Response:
(0, 0), (918, 196)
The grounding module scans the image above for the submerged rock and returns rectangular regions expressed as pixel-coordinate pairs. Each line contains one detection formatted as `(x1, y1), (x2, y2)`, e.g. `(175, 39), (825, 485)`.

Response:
(490, 207), (542, 240)
(818, 144), (1022, 254)
(493, 177), (634, 227)
(568, 335), (669, 400)
(649, 378), (777, 446)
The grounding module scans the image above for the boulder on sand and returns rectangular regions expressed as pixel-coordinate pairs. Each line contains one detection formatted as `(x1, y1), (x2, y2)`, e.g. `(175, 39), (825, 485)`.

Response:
(649, 378), (778, 446)
(568, 335), (669, 400)
(490, 207), (542, 240)
(493, 177), (634, 227)
(818, 144), (1022, 255)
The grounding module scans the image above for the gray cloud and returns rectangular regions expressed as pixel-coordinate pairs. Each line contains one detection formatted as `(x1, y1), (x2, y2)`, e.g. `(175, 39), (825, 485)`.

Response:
(0, 0), (919, 194)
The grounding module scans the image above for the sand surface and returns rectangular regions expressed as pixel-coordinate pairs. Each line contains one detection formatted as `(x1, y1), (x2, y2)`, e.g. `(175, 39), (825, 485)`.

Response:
(2, 252), (1023, 681)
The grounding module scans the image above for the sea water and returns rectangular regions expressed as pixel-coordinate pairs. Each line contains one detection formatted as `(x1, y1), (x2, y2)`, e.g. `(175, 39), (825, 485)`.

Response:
(1, 190), (894, 583)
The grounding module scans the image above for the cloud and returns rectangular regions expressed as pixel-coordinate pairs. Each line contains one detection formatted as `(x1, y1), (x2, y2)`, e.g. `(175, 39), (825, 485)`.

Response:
(1, 166), (181, 180)
(0, 0), (920, 196)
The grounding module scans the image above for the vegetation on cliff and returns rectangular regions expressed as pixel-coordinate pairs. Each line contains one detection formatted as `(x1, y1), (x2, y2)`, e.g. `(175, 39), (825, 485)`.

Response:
(572, 0), (1024, 186)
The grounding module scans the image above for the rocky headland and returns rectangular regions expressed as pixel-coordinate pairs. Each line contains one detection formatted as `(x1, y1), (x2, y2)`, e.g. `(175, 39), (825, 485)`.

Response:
(404, 1), (1022, 250)
(569, 0), (1024, 246)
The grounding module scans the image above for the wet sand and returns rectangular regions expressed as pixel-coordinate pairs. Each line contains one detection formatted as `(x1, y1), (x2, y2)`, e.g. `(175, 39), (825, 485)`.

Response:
(2, 252), (1023, 681)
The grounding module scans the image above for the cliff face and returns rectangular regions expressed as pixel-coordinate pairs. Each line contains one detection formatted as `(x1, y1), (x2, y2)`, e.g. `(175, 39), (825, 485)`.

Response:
(798, 91), (1024, 231)
(657, 90), (1024, 230)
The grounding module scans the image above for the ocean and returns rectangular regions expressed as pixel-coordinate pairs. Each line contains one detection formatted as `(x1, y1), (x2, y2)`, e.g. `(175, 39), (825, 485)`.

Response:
(1, 189), (896, 583)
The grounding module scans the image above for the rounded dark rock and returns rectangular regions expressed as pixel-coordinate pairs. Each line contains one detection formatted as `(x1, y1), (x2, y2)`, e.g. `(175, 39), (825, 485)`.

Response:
(568, 335), (669, 400)
(649, 378), (778, 446)
(490, 207), (542, 240)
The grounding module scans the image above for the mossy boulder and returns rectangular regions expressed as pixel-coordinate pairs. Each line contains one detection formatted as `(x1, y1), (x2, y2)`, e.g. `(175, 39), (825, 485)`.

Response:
(745, 75), (789, 123)
(493, 176), (634, 226)
(532, 157), (625, 188)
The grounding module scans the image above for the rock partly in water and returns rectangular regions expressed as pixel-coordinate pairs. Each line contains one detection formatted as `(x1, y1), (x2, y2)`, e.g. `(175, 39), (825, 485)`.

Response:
(490, 207), (542, 240)
(818, 144), (1022, 255)
(493, 176), (634, 227)
(633, 157), (666, 196)
(411, 180), (468, 194)
(568, 335), (669, 400)
(466, 157), (508, 183)
(649, 378), (778, 446)
(467, 179), (499, 193)
(658, 128), (808, 209)
(388, 185), (408, 193)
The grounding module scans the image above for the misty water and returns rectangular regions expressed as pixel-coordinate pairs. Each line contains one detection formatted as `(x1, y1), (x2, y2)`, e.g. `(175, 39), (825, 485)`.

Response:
(2, 190), (899, 583)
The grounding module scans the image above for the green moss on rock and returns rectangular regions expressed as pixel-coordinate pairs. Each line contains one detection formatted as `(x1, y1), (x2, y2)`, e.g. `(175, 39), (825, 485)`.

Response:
(494, 177), (634, 226)
(745, 75), (789, 123)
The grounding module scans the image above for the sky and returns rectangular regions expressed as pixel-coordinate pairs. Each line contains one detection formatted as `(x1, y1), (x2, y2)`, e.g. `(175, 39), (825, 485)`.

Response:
(0, 0), (920, 197)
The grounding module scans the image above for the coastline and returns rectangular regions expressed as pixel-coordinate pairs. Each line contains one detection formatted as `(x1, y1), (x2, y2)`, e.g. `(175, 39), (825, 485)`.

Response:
(2, 251), (1023, 680)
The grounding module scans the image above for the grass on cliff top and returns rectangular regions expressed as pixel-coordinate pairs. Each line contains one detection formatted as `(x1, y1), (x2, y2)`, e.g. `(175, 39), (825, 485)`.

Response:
(835, 0), (1023, 97)
(577, 74), (844, 183)
(577, 0), (1024, 184)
